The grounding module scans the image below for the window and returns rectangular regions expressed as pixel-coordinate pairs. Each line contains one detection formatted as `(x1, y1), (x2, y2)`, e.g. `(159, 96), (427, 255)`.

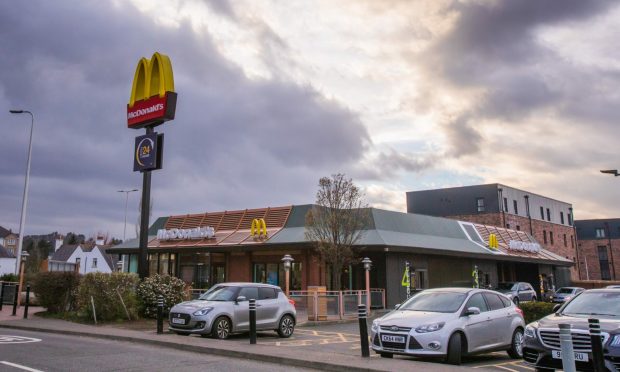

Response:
(258, 287), (277, 300)
(547, 233), (554, 246)
(516, 225), (520, 231)
(499, 295), (512, 307)
(571, 235), (574, 248)
(92, 258), (98, 268)
(595, 228), (606, 238)
(563, 234), (567, 247)
(568, 212), (573, 225)
(238, 287), (259, 300)
(476, 197), (485, 213)
(540, 207), (544, 220)
(546, 208), (551, 221)
(560, 212), (564, 225)
(506, 224), (510, 229)
(503, 198), (508, 212)
(513, 200), (518, 215)
(7, 239), (15, 245)
(465, 293), (489, 312)
(598, 246), (611, 280)
(543, 230), (547, 244)
(483, 293), (505, 311)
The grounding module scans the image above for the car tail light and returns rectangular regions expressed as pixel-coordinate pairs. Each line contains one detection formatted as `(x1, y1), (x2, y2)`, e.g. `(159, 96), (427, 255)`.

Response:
(515, 307), (524, 318)
(288, 299), (296, 308)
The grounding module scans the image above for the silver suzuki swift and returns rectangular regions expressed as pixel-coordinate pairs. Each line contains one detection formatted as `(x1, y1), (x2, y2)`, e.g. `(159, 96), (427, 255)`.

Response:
(169, 282), (296, 339)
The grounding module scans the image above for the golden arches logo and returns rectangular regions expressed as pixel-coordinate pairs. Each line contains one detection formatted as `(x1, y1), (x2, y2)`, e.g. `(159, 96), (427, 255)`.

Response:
(250, 218), (268, 238)
(129, 52), (175, 108)
(488, 234), (498, 249)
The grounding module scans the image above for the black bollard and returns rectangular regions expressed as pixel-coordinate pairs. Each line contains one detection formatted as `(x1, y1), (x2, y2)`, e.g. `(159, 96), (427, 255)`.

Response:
(249, 298), (257, 345)
(358, 304), (370, 357)
(589, 318), (606, 372)
(157, 295), (164, 334)
(0, 282), (5, 311)
(11, 285), (18, 316)
(23, 285), (30, 319)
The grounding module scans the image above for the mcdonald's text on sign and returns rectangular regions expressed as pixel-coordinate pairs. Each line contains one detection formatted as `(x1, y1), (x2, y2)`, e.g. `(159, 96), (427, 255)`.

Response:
(127, 52), (177, 129)
(157, 226), (215, 241)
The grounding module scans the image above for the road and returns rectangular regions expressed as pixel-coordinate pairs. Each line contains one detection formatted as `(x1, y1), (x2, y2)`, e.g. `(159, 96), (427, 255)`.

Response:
(0, 329), (315, 372)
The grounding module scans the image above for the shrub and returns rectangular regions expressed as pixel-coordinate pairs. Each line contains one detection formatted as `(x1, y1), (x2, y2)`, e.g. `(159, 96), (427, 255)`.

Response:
(137, 274), (187, 318)
(32, 272), (81, 313)
(0, 273), (18, 282)
(519, 301), (557, 324)
(76, 272), (140, 322)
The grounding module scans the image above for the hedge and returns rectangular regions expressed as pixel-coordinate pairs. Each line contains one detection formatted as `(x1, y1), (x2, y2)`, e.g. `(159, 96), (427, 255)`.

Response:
(76, 272), (140, 322)
(137, 274), (187, 318)
(519, 301), (557, 324)
(32, 271), (81, 313)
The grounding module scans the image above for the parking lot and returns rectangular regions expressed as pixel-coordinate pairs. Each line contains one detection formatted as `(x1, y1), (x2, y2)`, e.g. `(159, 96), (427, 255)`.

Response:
(210, 320), (534, 371)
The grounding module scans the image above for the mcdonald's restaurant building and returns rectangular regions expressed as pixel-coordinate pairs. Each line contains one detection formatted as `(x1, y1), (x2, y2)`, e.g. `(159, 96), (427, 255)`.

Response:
(108, 204), (574, 307)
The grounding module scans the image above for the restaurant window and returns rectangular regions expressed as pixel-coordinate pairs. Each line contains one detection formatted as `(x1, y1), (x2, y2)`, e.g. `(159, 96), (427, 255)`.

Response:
(598, 246), (611, 280)
(540, 207), (544, 220)
(476, 197), (485, 213)
(595, 228), (605, 238)
(513, 200), (518, 215)
(253, 262), (302, 291)
(503, 198), (508, 212)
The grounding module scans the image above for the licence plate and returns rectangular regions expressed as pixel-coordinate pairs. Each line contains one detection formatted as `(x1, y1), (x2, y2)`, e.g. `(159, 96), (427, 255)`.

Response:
(552, 350), (589, 362)
(381, 335), (405, 343)
(171, 318), (186, 325)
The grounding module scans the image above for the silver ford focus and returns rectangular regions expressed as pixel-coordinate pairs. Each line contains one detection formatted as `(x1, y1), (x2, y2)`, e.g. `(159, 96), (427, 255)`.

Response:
(169, 282), (296, 339)
(371, 288), (525, 365)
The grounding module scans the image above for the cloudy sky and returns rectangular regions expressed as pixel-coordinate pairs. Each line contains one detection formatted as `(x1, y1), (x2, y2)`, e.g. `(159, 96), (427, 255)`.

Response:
(1, 0), (620, 240)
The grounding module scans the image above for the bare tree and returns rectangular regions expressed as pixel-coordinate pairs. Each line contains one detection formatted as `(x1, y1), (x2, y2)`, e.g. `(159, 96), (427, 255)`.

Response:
(305, 174), (370, 291)
(135, 197), (154, 239)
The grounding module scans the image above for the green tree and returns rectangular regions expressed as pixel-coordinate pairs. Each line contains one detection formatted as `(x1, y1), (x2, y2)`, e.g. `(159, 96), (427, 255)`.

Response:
(305, 174), (370, 291)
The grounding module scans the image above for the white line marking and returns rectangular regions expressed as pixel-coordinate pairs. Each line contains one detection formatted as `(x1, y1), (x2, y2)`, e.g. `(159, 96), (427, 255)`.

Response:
(0, 361), (45, 372)
(494, 365), (520, 372)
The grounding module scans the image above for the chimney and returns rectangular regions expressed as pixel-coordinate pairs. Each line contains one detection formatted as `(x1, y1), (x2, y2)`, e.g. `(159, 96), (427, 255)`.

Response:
(55, 235), (64, 252)
(95, 236), (105, 246)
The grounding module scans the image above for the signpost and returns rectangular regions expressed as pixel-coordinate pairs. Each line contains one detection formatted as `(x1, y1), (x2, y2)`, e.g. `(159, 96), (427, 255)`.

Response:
(127, 52), (177, 279)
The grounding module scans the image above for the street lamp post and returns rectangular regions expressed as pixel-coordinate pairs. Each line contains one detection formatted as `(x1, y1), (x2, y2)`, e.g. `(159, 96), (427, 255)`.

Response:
(9, 110), (34, 277)
(361, 257), (372, 314)
(17, 251), (29, 307)
(117, 189), (138, 241)
(281, 254), (294, 297)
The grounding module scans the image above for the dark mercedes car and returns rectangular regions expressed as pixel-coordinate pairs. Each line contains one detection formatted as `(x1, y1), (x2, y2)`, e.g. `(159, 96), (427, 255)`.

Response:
(522, 288), (620, 372)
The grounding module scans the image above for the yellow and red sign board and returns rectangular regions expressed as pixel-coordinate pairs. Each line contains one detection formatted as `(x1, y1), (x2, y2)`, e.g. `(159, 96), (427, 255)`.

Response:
(127, 52), (177, 129)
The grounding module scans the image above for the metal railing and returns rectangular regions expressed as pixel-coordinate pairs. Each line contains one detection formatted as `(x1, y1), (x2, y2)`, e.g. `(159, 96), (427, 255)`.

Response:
(289, 288), (385, 321)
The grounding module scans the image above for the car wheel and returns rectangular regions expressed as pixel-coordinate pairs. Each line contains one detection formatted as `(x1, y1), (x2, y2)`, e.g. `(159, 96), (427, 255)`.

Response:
(175, 332), (190, 336)
(507, 328), (524, 359)
(446, 333), (462, 365)
(211, 316), (231, 339)
(513, 297), (520, 306)
(277, 314), (295, 338)
(380, 352), (393, 358)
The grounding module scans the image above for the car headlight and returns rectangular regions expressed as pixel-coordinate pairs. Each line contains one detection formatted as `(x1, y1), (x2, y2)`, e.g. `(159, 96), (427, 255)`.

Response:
(610, 335), (620, 348)
(193, 307), (213, 316)
(525, 323), (538, 338)
(415, 322), (445, 333)
(371, 320), (379, 332)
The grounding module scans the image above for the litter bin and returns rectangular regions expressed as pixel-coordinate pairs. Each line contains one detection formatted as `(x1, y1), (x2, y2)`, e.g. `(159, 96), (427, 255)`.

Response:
(307, 286), (327, 321)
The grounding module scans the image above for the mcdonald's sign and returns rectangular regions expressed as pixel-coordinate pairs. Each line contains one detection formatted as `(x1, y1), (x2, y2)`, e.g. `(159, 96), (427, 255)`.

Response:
(250, 218), (268, 239)
(127, 52), (177, 129)
(488, 233), (498, 250)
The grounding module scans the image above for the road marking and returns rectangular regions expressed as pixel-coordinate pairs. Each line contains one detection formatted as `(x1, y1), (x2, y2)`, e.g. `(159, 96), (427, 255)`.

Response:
(0, 361), (44, 372)
(494, 365), (520, 372)
(0, 336), (42, 344)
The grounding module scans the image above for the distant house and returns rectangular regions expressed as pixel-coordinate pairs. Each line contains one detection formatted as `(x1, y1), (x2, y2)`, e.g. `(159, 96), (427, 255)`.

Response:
(50, 238), (118, 274)
(0, 244), (16, 276)
(0, 226), (18, 257)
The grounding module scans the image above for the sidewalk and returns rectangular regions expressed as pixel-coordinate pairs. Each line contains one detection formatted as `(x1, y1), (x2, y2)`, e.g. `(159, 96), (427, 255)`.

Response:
(0, 307), (474, 372)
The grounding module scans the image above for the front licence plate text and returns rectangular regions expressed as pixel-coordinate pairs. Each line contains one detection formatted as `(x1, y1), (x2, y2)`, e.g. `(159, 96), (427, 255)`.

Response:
(381, 334), (405, 343)
(552, 350), (589, 362)
(171, 318), (186, 325)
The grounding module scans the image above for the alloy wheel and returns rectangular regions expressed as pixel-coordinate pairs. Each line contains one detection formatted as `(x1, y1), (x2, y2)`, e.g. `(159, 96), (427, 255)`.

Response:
(216, 319), (230, 339)
(514, 330), (524, 357)
(280, 316), (294, 337)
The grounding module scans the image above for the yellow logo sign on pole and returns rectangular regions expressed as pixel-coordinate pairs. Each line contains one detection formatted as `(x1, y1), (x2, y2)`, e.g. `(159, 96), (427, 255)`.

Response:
(488, 233), (498, 249)
(250, 218), (268, 239)
(401, 266), (410, 287)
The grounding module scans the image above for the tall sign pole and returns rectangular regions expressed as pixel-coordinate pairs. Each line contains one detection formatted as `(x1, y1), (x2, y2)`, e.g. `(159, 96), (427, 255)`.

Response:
(127, 52), (177, 279)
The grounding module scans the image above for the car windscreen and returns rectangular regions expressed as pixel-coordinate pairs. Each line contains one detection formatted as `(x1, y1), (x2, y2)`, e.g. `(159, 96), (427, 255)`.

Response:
(561, 292), (620, 317)
(497, 282), (517, 291)
(199, 286), (239, 301)
(399, 291), (467, 313)
(555, 288), (574, 294)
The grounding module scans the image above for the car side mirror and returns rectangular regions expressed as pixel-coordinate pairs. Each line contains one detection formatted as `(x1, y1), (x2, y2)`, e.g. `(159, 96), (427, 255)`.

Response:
(553, 304), (561, 313)
(464, 307), (481, 316)
(394, 304), (401, 310)
(236, 296), (247, 304)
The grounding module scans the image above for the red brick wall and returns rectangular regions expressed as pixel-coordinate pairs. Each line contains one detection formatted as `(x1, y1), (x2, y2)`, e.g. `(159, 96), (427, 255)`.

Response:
(446, 212), (579, 279)
(577, 239), (620, 281)
(227, 252), (251, 282)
